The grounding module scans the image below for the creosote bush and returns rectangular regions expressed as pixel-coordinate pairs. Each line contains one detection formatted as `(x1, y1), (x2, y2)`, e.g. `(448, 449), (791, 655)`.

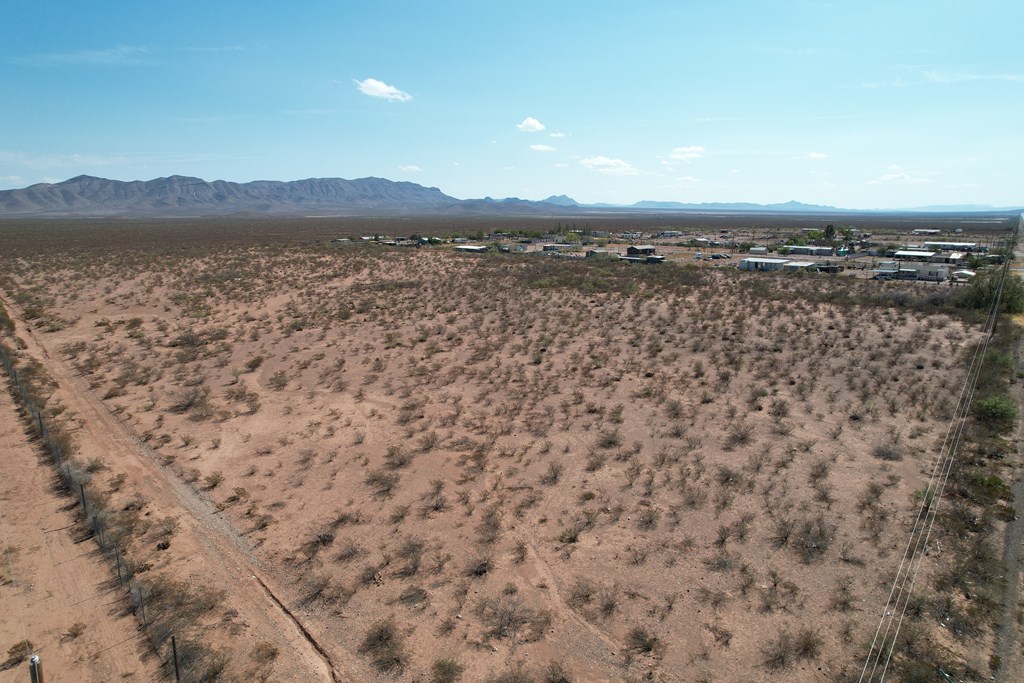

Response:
(625, 626), (661, 654)
(431, 657), (465, 683)
(359, 617), (407, 673)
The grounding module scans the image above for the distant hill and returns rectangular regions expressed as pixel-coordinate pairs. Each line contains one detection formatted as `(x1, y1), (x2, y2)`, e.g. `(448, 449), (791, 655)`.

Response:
(0, 174), (1018, 218)
(901, 204), (1024, 213)
(0, 175), (463, 217)
(626, 199), (851, 213)
(542, 194), (580, 207)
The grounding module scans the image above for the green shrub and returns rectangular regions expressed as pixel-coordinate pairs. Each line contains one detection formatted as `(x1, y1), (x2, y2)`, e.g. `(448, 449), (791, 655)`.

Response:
(973, 394), (1017, 429)
(956, 271), (1024, 314)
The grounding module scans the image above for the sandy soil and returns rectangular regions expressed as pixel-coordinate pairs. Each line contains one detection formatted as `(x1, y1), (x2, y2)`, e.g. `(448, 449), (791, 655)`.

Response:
(0, 373), (157, 682)
(0, 291), (346, 681)
(0, 240), (1014, 682)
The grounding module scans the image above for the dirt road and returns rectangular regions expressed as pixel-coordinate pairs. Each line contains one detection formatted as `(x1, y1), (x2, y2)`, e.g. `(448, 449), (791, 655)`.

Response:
(0, 292), (354, 682)
(0, 369), (158, 682)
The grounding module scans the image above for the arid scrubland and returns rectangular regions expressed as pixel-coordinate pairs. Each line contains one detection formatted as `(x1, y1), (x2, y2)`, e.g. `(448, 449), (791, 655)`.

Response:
(1, 238), (1018, 682)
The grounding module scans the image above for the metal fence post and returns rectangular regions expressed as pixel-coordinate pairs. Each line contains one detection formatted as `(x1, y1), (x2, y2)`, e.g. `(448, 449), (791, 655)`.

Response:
(28, 654), (44, 683)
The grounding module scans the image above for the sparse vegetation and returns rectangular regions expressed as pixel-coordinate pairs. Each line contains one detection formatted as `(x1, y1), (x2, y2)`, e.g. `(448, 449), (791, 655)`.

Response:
(1, 217), (1016, 681)
(359, 617), (407, 673)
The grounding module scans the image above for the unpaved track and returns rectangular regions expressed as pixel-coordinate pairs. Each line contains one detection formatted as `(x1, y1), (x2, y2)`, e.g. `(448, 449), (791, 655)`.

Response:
(0, 378), (158, 683)
(0, 293), (355, 682)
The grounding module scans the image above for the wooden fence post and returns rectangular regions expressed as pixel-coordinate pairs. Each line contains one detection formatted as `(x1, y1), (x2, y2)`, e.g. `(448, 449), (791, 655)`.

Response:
(172, 635), (181, 682)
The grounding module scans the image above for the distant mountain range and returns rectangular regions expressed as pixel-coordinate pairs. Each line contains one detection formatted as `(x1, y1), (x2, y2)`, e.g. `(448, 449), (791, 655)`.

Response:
(0, 175), (1018, 218)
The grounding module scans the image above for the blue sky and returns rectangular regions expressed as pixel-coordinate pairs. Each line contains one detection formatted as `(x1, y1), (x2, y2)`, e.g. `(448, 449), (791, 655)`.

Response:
(1, 1), (1020, 209)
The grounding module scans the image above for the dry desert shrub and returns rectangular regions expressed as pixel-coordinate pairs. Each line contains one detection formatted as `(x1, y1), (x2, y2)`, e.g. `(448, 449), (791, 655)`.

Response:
(4, 225), (1011, 682)
(477, 593), (551, 642)
(359, 617), (407, 674)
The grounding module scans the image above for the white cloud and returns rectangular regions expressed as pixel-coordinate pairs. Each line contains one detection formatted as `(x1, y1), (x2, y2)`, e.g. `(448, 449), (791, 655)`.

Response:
(549, 132), (566, 138)
(18, 45), (151, 66)
(354, 78), (412, 102)
(516, 117), (545, 132)
(676, 176), (700, 183)
(530, 144), (556, 152)
(180, 45), (245, 53)
(858, 68), (1024, 90)
(0, 150), (134, 169)
(923, 69), (1024, 84)
(553, 163), (569, 168)
(807, 152), (828, 159)
(0, 175), (26, 188)
(858, 79), (909, 89)
(580, 156), (641, 176)
(867, 165), (930, 185)
(669, 145), (704, 161)
(398, 165), (422, 172)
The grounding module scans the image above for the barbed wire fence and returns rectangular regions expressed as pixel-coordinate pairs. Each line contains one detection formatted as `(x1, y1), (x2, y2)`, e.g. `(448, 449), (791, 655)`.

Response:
(0, 343), (221, 682)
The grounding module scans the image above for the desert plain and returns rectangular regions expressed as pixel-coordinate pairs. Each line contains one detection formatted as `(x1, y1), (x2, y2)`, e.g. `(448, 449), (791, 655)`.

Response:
(0, 216), (1022, 683)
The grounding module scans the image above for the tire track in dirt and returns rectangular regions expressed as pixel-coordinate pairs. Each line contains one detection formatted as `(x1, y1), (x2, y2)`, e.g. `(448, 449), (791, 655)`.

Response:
(520, 535), (622, 664)
(0, 370), (158, 682)
(0, 292), (354, 682)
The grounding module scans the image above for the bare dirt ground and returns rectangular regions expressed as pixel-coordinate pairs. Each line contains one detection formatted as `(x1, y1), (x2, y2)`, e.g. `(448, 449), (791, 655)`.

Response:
(0, 291), (344, 681)
(0, 371), (157, 682)
(0, 225), (1019, 682)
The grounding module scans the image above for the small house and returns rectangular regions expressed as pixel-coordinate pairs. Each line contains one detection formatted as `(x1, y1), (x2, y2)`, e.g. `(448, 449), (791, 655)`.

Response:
(914, 264), (949, 282)
(739, 257), (791, 272)
(627, 245), (657, 256)
(930, 252), (965, 264)
(951, 269), (976, 282)
(454, 245), (489, 253)
(893, 250), (935, 261)
(922, 241), (980, 253)
(786, 245), (834, 256)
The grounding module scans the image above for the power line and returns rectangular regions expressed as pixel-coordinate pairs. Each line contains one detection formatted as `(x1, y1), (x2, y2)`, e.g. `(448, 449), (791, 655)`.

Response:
(859, 242), (1015, 681)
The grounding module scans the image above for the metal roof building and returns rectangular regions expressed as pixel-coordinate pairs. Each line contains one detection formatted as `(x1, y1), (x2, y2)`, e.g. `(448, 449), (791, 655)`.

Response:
(893, 250), (935, 260)
(738, 257), (791, 271)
